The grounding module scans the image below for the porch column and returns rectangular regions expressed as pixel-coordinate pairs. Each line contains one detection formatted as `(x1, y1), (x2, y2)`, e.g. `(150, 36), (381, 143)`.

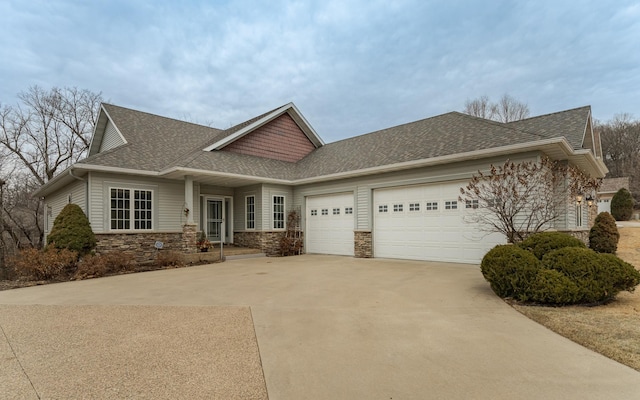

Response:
(184, 175), (194, 225)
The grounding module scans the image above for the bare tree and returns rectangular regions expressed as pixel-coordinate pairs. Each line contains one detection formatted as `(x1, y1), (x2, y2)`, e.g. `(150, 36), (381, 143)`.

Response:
(463, 94), (530, 122)
(0, 86), (102, 185)
(0, 86), (102, 251)
(597, 114), (640, 197)
(463, 95), (497, 120)
(459, 158), (599, 243)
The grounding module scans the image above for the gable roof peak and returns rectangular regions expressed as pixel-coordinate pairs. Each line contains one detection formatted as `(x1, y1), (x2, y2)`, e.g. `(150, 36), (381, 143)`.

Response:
(203, 102), (324, 151)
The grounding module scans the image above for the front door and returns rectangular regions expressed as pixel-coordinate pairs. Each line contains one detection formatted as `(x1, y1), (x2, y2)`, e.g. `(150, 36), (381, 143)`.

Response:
(207, 199), (224, 242)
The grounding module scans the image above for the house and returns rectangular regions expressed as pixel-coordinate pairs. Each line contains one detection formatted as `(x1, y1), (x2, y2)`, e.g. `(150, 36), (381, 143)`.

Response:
(597, 177), (630, 214)
(34, 103), (607, 264)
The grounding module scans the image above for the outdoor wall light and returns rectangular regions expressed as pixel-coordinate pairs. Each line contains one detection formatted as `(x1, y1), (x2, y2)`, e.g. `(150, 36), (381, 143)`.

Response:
(576, 194), (583, 205)
(586, 195), (594, 207)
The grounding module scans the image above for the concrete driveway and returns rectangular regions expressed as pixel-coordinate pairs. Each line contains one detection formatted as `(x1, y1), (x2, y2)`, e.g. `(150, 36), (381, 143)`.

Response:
(1, 255), (639, 399)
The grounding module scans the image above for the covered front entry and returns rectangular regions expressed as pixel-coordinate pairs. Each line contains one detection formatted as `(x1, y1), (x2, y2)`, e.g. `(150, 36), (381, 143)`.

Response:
(305, 193), (355, 256)
(373, 182), (504, 263)
(201, 196), (233, 243)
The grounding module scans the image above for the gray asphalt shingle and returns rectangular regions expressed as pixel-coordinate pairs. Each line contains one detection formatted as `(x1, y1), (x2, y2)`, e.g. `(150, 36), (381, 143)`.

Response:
(81, 103), (590, 181)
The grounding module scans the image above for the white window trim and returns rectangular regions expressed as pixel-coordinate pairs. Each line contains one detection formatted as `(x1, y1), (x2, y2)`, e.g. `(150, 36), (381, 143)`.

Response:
(108, 186), (154, 231)
(273, 195), (286, 230)
(245, 195), (255, 230)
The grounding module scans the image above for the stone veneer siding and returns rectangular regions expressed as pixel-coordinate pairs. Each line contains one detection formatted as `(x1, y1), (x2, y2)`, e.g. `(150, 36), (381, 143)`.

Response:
(234, 231), (302, 256)
(354, 231), (372, 258)
(95, 224), (198, 263)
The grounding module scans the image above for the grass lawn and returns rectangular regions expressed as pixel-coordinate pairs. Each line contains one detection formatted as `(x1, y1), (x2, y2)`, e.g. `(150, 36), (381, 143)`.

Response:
(513, 226), (640, 371)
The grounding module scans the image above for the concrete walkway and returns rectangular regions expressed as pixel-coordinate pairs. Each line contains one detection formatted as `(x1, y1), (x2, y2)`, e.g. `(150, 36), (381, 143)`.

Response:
(1, 255), (639, 399)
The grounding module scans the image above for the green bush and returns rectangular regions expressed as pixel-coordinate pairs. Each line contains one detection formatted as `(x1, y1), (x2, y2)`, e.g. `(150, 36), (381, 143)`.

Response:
(589, 212), (620, 253)
(527, 269), (581, 305)
(542, 247), (636, 304)
(518, 232), (586, 260)
(597, 253), (640, 293)
(10, 247), (78, 281)
(611, 188), (634, 221)
(47, 203), (96, 255)
(480, 245), (542, 300)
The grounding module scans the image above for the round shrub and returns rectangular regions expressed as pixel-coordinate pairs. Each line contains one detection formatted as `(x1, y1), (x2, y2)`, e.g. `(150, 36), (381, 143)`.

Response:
(542, 247), (628, 304)
(480, 245), (542, 300)
(518, 232), (585, 260)
(589, 212), (619, 253)
(611, 188), (634, 221)
(47, 203), (96, 256)
(597, 253), (640, 294)
(528, 269), (581, 305)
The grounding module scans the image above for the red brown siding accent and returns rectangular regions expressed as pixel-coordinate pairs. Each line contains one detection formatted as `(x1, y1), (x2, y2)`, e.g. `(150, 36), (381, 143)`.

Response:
(222, 113), (316, 162)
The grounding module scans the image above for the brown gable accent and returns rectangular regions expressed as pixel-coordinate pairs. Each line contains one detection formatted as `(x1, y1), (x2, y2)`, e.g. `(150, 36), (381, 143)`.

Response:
(221, 113), (316, 162)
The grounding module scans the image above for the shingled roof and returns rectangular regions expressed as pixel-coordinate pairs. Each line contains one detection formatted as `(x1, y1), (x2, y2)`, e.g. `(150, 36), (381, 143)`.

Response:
(507, 106), (591, 150)
(36, 101), (603, 194)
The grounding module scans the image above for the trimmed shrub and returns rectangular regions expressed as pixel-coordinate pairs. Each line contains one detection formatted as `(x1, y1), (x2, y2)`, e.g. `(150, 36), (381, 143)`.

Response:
(589, 212), (619, 253)
(597, 253), (640, 293)
(518, 232), (585, 260)
(11, 247), (77, 281)
(528, 269), (581, 305)
(611, 188), (634, 221)
(542, 247), (635, 304)
(47, 203), (96, 255)
(480, 245), (542, 300)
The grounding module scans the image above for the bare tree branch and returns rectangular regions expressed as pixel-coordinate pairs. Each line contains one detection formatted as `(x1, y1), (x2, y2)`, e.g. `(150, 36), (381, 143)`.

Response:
(462, 94), (530, 122)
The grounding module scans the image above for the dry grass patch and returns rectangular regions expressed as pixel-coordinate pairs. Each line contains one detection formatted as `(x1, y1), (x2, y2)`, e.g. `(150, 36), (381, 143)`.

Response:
(513, 226), (640, 371)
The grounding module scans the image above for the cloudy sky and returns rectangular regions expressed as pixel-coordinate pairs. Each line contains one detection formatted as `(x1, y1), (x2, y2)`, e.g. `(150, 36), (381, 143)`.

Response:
(1, 0), (638, 143)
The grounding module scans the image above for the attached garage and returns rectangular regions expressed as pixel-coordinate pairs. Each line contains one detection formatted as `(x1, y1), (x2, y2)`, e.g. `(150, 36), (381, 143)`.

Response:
(306, 193), (355, 256)
(373, 182), (504, 263)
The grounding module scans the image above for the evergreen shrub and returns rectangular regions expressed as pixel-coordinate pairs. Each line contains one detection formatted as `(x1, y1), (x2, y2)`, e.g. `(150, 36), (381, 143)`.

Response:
(611, 188), (634, 221)
(518, 232), (585, 260)
(47, 203), (96, 255)
(480, 245), (541, 300)
(589, 212), (619, 253)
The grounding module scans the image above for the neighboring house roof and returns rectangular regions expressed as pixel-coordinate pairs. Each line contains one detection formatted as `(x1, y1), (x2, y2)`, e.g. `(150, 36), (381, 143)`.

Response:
(598, 177), (630, 195)
(34, 102), (609, 197)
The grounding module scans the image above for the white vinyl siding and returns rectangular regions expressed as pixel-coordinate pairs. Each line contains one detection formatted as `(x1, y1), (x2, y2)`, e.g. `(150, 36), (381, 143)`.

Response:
(44, 179), (87, 238)
(261, 184), (293, 231)
(234, 185), (262, 230)
(89, 172), (186, 233)
(99, 120), (126, 153)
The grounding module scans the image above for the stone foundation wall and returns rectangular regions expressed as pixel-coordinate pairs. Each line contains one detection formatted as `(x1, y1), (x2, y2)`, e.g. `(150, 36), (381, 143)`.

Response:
(354, 231), (372, 258)
(95, 231), (184, 263)
(234, 231), (302, 256)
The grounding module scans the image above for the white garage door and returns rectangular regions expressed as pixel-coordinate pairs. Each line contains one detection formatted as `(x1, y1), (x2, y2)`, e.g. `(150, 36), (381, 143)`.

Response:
(374, 182), (504, 263)
(597, 198), (611, 214)
(306, 193), (355, 256)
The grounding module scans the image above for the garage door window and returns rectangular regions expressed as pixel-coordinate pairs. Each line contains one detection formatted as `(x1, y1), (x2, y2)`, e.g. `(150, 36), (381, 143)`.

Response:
(393, 204), (403, 212)
(409, 202), (420, 211)
(465, 200), (479, 209)
(426, 201), (438, 210)
(310, 209), (318, 216)
(345, 207), (353, 214)
(379, 205), (388, 213)
(445, 200), (458, 210)
(321, 208), (328, 215)
(333, 208), (340, 215)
